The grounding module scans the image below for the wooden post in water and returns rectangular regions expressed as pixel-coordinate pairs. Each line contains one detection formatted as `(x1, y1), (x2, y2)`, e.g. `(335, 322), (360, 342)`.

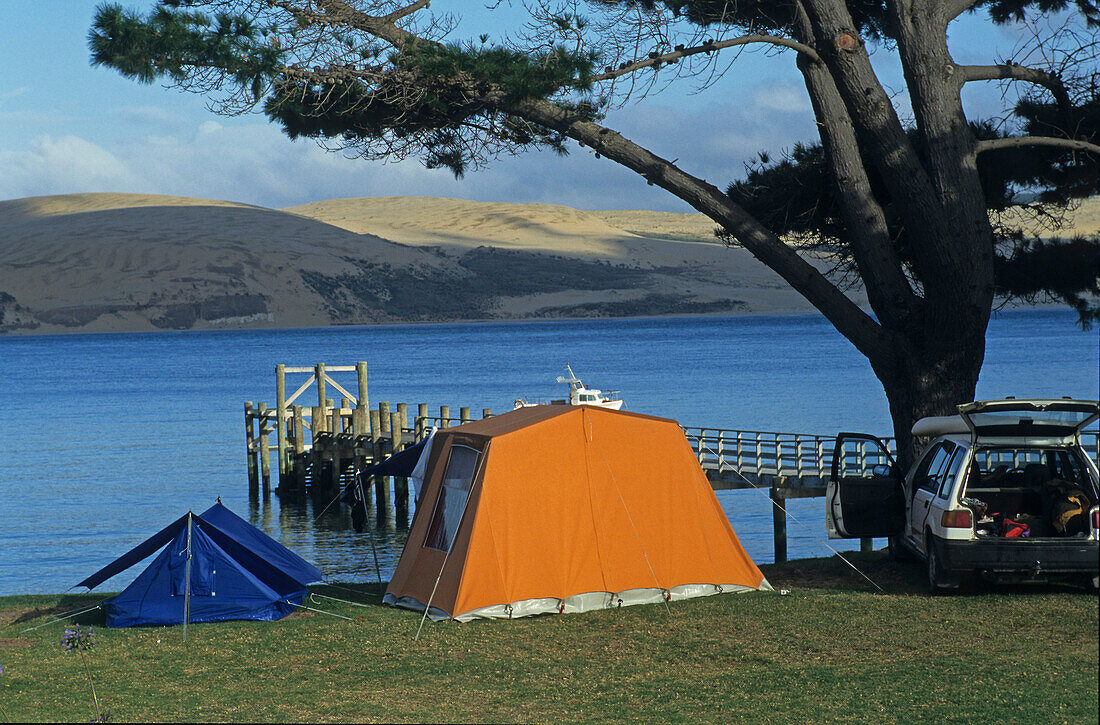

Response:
(397, 403), (408, 433)
(771, 484), (787, 564)
(338, 398), (350, 433)
(370, 409), (385, 521)
(245, 402), (258, 495)
(416, 403), (428, 440)
(311, 404), (325, 494)
(356, 361), (369, 411)
(276, 364), (287, 488)
(258, 402), (271, 494)
(460, 406), (471, 424)
(379, 402), (391, 437)
(482, 408), (492, 419)
(369, 410), (381, 461)
(330, 438), (342, 501)
(352, 406), (366, 436)
(293, 405), (306, 496)
(316, 363), (327, 413)
(440, 405), (450, 428)
(861, 537), (873, 553)
(392, 410), (408, 524)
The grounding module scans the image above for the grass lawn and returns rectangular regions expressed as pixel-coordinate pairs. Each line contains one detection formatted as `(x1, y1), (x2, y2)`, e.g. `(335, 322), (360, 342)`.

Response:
(1, 552), (1096, 723)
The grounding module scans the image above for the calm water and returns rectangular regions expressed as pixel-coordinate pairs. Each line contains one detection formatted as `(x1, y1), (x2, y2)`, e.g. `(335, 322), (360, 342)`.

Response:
(1, 310), (1096, 596)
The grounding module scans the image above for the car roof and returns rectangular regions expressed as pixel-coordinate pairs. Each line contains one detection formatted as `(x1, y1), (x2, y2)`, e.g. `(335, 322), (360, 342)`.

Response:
(913, 399), (1098, 442)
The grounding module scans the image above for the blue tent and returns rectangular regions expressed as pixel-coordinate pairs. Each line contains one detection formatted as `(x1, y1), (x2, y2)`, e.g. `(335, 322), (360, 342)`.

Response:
(77, 503), (323, 628)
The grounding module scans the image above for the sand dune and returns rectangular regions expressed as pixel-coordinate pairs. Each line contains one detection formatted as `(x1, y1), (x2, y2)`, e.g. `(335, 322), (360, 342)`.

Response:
(285, 197), (644, 260)
(0, 193), (462, 333)
(2, 192), (1095, 335)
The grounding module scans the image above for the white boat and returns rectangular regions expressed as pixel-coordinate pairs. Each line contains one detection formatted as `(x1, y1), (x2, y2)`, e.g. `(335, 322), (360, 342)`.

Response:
(514, 365), (624, 410)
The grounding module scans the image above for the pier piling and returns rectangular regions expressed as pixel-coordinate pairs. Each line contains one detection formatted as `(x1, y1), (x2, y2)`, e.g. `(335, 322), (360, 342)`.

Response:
(245, 401), (258, 495)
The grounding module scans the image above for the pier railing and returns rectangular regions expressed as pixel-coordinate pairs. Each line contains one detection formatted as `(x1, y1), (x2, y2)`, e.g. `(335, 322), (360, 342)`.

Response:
(680, 427), (897, 489)
(682, 426), (1099, 487)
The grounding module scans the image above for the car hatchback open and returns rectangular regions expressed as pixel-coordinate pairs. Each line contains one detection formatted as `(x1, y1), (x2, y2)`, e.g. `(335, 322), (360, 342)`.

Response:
(826, 399), (1100, 593)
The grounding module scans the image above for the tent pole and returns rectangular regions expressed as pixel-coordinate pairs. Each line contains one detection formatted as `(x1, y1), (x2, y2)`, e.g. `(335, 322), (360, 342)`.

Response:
(183, 513), (193, 643)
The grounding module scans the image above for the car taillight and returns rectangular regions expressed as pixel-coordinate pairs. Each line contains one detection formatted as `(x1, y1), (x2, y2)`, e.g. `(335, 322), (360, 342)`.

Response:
(941, 509), (972, 528)
(1093, 508), (1099, 532)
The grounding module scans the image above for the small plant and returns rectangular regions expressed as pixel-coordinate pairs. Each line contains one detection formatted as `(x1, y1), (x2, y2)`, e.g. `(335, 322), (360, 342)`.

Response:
(61, 625), (110, 722)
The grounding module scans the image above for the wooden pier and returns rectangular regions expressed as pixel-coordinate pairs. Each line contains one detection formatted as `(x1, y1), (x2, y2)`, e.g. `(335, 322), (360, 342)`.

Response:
(244, 364), (1100, 563)
(244, 362), (492, 528)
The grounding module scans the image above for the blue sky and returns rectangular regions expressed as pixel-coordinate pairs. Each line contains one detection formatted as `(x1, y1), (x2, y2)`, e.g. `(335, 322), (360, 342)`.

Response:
(0, 1), (1034, 211)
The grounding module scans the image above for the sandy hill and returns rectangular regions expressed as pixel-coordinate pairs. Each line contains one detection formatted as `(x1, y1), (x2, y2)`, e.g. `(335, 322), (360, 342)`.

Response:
(285, 197), (635, 258)
(0, 193), (459, 333)
(2, 192), (1095, 335)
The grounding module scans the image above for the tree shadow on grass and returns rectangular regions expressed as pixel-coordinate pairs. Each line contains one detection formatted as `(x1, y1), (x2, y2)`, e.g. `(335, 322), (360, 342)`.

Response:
(762, 550), (1095, 597)
(4, 595), (110, 627)
(310, 581), (388, 607)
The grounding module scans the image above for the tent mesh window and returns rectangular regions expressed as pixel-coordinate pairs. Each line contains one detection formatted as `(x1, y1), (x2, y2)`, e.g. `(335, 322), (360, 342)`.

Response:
(424, 445), (479, 552)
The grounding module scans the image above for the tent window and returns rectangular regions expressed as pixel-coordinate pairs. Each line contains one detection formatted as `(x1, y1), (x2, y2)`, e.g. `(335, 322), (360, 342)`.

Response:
(424, 445), (479, 552)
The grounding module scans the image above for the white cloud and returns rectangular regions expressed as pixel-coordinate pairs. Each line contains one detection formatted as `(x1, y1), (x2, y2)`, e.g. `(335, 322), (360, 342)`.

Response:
(114, 105), (190, 127)
(0, 87), (820, 213)
(752, 84), (811, 114)
(0, 135), (143, 199)
(0, 87), (30, 104)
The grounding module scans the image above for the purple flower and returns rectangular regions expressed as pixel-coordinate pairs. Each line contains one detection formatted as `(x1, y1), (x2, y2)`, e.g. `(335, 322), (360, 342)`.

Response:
(61, 625), (96, 653)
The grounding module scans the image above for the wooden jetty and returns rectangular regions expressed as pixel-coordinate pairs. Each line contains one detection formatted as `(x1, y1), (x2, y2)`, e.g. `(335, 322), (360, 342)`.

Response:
(244, 363), (492, 526)
(245, 363), (1100, 563)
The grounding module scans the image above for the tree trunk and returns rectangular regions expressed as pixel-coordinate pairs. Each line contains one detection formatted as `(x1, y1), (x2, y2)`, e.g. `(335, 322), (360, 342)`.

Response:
(872, 320), (988, 469)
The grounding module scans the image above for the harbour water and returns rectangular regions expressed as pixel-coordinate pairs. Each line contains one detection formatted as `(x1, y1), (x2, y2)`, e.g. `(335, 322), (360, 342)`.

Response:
(1, 310), (1096, 596)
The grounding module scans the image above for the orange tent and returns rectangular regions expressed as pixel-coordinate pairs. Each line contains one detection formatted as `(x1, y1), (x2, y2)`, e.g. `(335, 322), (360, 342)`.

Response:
(384, 405), (771, 621)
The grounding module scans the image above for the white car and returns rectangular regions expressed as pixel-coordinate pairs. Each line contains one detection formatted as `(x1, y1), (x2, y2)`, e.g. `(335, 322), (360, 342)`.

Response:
(826, 399), (1100, 593)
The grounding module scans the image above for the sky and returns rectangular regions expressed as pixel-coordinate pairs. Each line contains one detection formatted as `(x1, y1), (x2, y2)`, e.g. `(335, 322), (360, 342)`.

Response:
(0, 1), (1040, 212)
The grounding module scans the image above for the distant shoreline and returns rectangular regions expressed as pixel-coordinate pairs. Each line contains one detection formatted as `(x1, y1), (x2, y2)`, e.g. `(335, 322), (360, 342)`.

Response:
(0, 302), (1075, 340)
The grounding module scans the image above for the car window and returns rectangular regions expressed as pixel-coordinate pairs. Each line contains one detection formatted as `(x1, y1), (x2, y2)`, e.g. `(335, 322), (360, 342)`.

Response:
(937, 447), (967, 499)
(916, 442), (953, 493)
(971, 446), (1098, 494)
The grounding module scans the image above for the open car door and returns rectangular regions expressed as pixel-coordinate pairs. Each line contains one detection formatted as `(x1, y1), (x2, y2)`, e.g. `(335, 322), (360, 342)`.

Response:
(826, 433), (905, 539)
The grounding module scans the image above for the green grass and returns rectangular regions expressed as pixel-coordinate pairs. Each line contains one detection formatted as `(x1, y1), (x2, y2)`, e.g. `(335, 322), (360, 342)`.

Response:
(1, 552), (1096, 723)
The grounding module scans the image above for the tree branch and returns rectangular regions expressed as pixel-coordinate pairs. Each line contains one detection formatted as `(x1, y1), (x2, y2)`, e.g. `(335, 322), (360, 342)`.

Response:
(509, 98), (886, 359)
(800, 0), (961, 295)
(385, 0), (431, 24)
(958, 63), (1072, 116)
(945, 0), (982, 22)
(977, 136), (1100, 155)
(281, 0), (882, 356)
(588, 34), (822, 84)
(793, 57), (919, 326)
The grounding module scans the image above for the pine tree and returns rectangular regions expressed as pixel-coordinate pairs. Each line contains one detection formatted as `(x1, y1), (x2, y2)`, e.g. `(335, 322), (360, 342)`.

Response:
(89, 0), (1099, 460)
